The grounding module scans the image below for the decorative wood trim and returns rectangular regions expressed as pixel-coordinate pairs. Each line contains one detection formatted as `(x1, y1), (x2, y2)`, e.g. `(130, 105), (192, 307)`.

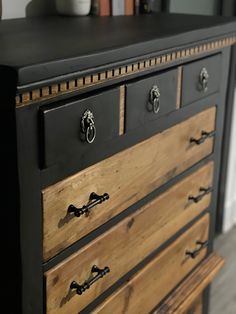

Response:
(119, 85), (126, 135)
(16, 36), (236, 108)
(154, 253), (224, 314)
(176, 66), (183, 109)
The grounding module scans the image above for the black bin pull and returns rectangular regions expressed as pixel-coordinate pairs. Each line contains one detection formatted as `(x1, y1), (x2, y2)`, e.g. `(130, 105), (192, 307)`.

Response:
(70, 265), (110, 296)
(68, 192), (110, 218)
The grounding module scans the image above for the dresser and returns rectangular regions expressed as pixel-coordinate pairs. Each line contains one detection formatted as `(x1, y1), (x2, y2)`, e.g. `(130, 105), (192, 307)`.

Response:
(1, 13), (236, 314)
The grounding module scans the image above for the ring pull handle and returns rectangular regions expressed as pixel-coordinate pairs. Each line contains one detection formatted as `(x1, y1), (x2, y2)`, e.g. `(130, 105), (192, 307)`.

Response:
(186, 240), (208, 259)
(81, 109), (97, 144)
(70, 265), (110, 296)
(190, 130), (215, 145)
(68, 192), (109, 218)
(199, 67), (209, 92)
(188, 186), (213, 203)
(149, 85), (161, 114)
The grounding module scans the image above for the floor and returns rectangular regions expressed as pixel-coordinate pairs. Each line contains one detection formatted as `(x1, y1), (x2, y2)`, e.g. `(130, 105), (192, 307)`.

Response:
(209, 227), (236, 314)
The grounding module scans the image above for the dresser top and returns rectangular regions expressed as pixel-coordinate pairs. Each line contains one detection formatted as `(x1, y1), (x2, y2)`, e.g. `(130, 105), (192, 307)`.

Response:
(0, 13), (235, 87)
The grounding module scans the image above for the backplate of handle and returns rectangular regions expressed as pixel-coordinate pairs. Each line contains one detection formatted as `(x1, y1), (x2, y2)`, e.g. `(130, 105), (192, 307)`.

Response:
(68, 192), (110, 217)
(81, 109), (97, 144)
(186, 240), (208, 259)
(190, 130), (215, 145)
(70, 265), (110, 296)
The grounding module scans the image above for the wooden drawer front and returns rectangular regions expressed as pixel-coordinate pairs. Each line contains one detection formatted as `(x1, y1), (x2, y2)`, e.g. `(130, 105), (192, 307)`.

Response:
(45, 164), (213, 313)
(185, 296), (203, 314)
(40, 88), (120, 167)
(89, 214), (209, 314)
(126, 69), (178, 131)
(182, 54), (222, 106)
(43, 106), (216, 260)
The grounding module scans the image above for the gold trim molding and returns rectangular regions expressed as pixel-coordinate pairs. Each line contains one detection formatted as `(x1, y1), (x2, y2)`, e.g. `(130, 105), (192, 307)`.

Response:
(16, 36), (236, 107)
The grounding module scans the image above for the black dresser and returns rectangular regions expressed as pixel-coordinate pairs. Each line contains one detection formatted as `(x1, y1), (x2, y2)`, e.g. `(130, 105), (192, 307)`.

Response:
(1, 13), (236, 314)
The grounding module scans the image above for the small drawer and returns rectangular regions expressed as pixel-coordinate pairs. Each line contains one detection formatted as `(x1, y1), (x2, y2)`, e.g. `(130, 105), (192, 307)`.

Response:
(42, 106), (216, 260)
(182, 54), (222, 106)
(44, 164), (213, 314)
(125, 69), (178, 131)
(86, 215), (209, 314)
(40, 88), (120, 167)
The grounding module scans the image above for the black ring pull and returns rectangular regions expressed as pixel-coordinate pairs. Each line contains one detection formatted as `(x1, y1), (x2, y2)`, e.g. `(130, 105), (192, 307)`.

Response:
(70, 265), (110, 296)
(186, 240), (208, 259)
(190, 130), (215, 145)
(188, 186), (213, 203)
(68, 192), (109, 217)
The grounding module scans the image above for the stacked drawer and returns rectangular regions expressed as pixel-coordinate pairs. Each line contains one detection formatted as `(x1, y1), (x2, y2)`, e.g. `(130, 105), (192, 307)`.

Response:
(42, 53), (222, 314)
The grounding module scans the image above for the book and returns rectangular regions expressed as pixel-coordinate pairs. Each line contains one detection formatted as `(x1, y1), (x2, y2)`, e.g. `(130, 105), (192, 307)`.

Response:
(91, 0), (111, 16)
(100, 0), (111, 16)
(112, 0), (125, 16)
(125, 0), (134, 16)
(135, 0), (140, 15)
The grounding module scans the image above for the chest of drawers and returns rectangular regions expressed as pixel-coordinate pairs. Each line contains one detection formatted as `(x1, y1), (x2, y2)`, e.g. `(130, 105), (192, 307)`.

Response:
(1, 13), (236, 314)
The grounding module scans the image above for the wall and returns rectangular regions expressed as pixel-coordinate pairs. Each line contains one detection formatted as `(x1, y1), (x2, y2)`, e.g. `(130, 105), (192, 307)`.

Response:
(223, 90), (236, 232)
(1, 0), (55, 19)
(169, 0), (218, 15)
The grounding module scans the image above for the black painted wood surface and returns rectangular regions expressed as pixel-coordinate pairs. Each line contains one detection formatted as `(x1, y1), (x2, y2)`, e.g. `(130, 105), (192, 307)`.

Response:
(0, 14), (235, 86)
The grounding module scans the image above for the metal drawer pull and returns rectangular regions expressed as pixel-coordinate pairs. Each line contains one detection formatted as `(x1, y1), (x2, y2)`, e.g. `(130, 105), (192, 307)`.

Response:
(70, 265), (110, 296)
(81, 109), (97, 144)
(186, 240), (208, 259)
(149, 85), (161, 114)
(68, 192), (109, 217)
(199, 67), (209, 92)
(188, 186), (213, 203)
(190, 130), (215, 145)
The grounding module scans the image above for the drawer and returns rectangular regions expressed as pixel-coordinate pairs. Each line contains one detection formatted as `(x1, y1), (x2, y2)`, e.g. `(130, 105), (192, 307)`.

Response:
(40, 88), (120, 167)
(43, 106), (216, 260)
(44, 164), (213, 313)
(125, 69), (178, 131)
(182, 54), (222, 106)
(87, 214), (210, 314)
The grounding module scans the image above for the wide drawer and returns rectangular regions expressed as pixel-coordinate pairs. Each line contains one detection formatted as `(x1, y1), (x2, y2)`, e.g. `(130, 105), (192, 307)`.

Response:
(182, 54), (222, 106)
(44, 164), (213, 313)
(125, 69), (178, 131)
(87, 214), (210, 314)
(43, 107), (216, 260)
(40, 87), (120, 167)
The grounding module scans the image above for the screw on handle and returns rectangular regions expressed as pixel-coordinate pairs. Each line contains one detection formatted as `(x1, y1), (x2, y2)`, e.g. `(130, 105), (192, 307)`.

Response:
(188, 186), (213, 203)
(190, 130), (215, 145)
(68, 192), (110, 217)
(70, 265), (110, 296)
(186, 240), (209, 259)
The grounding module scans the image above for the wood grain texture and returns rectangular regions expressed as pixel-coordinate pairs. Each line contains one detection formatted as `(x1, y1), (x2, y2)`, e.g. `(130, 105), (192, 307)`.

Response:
(119, 85), (125, 135)
(15, 36), (236, 107)
(42, 107), (216, 260)
(89, 215), (210, 314)
(44, 163), (213, 313)
(183, 295), (203, 314)
(176, 66), (183, 109)
(154, 253), (224, 314)
(45, 215), (210, 314)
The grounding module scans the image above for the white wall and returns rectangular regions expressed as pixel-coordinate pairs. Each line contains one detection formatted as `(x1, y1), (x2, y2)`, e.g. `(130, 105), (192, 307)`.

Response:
(223, 89), (236, 232)
(2, 0), (55, 19)
(170, 0), (218, 15)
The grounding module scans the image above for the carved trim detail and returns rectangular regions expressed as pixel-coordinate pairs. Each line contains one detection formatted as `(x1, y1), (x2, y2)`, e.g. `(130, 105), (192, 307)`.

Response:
(16, 36), (236, 107)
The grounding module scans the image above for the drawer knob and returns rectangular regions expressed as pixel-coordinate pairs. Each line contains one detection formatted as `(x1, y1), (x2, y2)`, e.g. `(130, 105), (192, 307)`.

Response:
(70, 265), (110, 296)
(68, 192), (110, 217)
(186, 240), (208, 259)
(188, 186), (213, 203)
(81, 109), (97, 144)
(149, 85), (161, 114)
(199, 67), (209, 92)
(190, 130), (215, 145)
